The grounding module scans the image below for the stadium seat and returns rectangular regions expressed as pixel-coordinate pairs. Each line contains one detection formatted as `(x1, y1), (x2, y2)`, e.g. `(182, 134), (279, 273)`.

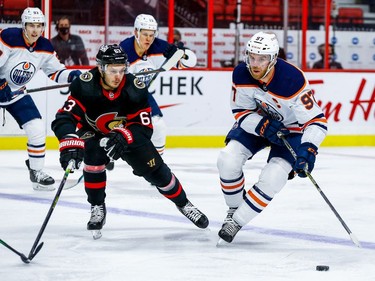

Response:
(288, 0), (302, 23)
(214, 0), (225, 20)
(337, 7), (364, 24)
(310, 0), (326, 25)
(253, 0), (282, 24)
(0, 0), (35, 19)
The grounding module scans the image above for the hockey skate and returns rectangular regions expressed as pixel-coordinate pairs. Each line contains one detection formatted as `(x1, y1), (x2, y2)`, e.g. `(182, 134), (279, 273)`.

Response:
(25, 160), (55, 191)
(177, 200), (209, 229)
(87, 204), (106, 240)
(217, 218), (242, 244)
(222, 207), (238, 225)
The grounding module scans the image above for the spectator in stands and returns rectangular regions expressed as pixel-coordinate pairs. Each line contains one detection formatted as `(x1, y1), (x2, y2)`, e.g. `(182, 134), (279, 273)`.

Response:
(51, 16), (89, 66)
(173, 29), (184, 48)
(312, 43), (343, 69)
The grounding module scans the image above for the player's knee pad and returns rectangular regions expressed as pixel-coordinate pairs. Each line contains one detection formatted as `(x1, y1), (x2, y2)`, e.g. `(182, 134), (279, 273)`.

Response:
(151, 116), (167, 149)
(143, 163), (172, 187)
(123, 141), (164, 177)
(217, 140), (251, 179)
(256, 157), (291, 197)
(22, 118), (45, 145)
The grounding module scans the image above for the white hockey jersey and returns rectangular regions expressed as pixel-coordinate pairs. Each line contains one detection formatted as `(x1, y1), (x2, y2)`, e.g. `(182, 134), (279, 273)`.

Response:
(231, 59), (328, 147)
(0, 27), (71, 105)
(119, 36), (196, 85)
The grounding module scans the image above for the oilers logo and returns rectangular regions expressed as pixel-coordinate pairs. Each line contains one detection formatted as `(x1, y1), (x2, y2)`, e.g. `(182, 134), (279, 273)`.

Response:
(254, 98), (283, 121)
(137, 68), (154, 86)
(10, 62), (36, 86)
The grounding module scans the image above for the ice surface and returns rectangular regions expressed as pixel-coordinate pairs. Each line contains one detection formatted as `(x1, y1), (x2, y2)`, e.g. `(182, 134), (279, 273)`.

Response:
(0, 148), (374, 281)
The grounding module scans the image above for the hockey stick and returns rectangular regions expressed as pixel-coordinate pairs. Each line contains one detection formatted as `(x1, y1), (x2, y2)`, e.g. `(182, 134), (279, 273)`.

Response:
(134, 49), (185, 77)
(27, 161), (75, 261)
(63, 174), (84, 190)
(26, 83), (70, 94)
(277, 132), (361, 248)
(0, 239), (30, 264)
(0, 83), (71, 106)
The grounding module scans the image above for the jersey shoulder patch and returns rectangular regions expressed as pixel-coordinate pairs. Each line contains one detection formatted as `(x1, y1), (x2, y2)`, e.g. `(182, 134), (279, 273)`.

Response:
(80, 71), (93, 82)
(134, 77), (146, 89)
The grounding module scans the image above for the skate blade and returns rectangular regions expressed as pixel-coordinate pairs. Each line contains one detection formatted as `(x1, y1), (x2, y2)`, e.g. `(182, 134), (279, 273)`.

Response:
(32, 183), (56, 191)
(216, 238), (230, 247)
(91, 230), (102, 240)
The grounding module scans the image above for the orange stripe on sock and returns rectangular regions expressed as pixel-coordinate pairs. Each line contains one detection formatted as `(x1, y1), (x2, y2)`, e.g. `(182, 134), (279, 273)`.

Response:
(27, 148), (45, 153)
(248, 190), (268, 207)
(220, 178), (245, 190)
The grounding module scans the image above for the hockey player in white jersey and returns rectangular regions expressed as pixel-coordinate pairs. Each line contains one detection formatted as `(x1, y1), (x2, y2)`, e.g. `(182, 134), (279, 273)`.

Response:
(120, 14), (197, 156)
(217, 31), (328, 243)
(0, 7), (81, 191)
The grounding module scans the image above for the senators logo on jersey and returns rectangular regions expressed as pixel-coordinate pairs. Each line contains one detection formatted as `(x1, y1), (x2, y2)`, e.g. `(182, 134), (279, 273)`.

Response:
(86, 112), (127, 134)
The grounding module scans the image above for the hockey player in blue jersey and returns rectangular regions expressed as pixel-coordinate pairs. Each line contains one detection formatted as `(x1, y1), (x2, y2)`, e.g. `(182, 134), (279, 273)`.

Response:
(217, 31), (328, 243)
(0, 7), (81, 191)
(120, 14), (197, 156)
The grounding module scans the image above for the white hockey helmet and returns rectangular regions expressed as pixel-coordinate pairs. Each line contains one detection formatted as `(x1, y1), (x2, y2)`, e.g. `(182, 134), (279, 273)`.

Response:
(134, 14), (158, 48)
(246, 31), (279, 62)
(134, 14), (158, 32)
(21, 7), (45, 30)
(245, 32), (279, 79)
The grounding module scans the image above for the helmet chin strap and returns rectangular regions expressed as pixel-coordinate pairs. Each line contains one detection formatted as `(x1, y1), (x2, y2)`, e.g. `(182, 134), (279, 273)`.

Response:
(23, 24), (44, 44)
(134, 29), (155, 54)
(23, 29), (31, 42)
(99, 65), (115, 90)
(135, 30), (142, 49)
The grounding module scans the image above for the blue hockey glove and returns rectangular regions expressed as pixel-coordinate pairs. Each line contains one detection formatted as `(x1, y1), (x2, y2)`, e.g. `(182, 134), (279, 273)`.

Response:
(0, 78), (13, 103)
(67, 70), (82, 83)
(163, 44), (178, 59)
(293, 142), (318, 178)
(59, 135), (85, 171)
(104, 128), (134, 161)
(255, 117), (289, 146)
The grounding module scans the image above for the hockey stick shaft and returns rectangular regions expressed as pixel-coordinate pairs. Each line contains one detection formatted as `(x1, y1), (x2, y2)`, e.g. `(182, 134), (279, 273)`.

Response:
(0, 239), (30, 263)
(277, 132), (361, 248)
(134, 49), (185, 76)
(147, 49), (184, 89)
(26, 83), (70, 94)
(0, 83), (70, 106)
(28, 161), (75, 260)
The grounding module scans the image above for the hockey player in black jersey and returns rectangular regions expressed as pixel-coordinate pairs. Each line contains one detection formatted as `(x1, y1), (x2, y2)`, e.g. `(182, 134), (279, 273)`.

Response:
(51, 44), (208, 239)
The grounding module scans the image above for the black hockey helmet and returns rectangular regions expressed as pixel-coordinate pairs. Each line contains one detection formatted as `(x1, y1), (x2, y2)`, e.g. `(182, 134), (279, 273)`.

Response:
(96, 44), (128, 65)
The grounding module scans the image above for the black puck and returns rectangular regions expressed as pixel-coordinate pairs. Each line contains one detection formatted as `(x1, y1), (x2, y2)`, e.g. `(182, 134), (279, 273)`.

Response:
(316, 265), (329, 271)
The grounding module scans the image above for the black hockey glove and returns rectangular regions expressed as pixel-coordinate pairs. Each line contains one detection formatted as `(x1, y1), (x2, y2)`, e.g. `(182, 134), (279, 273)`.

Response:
(163, 44), (178, 59)
(67, 70), (82, 83)
(293, 142), (318, 178)
(104, 128), (134, 161)
(255, 117), (289, 146)
(59, 134), (85, 171)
